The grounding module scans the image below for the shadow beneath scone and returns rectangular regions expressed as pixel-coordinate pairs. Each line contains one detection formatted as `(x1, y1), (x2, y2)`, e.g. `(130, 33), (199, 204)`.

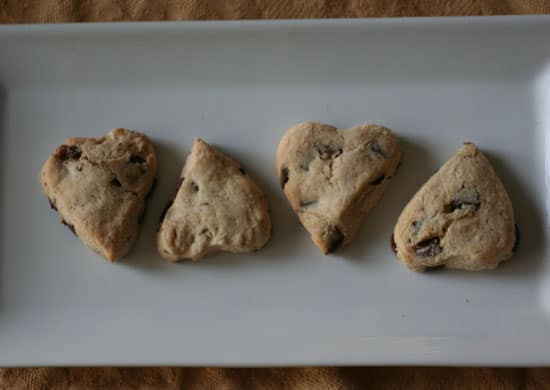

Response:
(480, 150), (545, 278)
(340, 136), (438, 266)
(118, 139), (188, 271)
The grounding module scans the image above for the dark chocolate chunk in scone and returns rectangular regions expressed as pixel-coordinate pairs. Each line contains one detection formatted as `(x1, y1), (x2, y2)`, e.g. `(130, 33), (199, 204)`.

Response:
(392, 143), (516, 272)
(39, 128), (157, 261)
(276, 121), (401, 255)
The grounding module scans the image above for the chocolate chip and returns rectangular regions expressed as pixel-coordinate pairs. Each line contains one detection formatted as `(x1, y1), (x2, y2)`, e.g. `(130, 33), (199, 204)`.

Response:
(300, 200), (318, 208)
(324, 225), (345, 254)
(61, 219), (76, 236)
(111, 178), (122, 187)
(280, 166), (289, 189)
(391, 234), (397, 255)
(512, 224), (520, 253)
(370, 174), (385, 186)
(239, 167), (246, 175)
(414, 237), (442, 258)
(55, 145), (81, 161)
(130, 155), (145, 164)
(444, 200), (479, 213)
(317, 144), (343, 161)
(191, 181), (199, 192)
(76, 165), (83, 172)
(48, 198), (57, 211)
(370, 142), (388, 159)
(444, 188), (480, 213)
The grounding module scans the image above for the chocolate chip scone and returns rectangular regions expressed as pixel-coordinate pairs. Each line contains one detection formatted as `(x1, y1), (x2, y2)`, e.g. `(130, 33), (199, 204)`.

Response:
(392, 143), (516, 272)
(276, 122), (401, 254)
(157, 138), (271, 261)
(40, 128), (157, 262)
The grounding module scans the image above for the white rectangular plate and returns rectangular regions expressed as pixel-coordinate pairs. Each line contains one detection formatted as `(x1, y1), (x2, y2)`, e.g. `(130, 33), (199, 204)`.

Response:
(1, 16), (550, 366)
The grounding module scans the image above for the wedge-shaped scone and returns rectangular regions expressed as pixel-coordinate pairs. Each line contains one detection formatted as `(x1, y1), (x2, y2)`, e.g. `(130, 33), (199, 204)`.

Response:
(392, 143), (516, 272)
(157, 138), (271, 261)
(40, 128), (157, 261)
(276, 122), (401, 254)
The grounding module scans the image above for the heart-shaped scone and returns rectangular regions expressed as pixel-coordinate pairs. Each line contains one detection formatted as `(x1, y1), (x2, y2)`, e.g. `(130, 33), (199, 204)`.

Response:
(157, 138), (271, 261)
(276, 122), (401, 254)
(392, 143), (517, 272)
(40, 128), (157, 261)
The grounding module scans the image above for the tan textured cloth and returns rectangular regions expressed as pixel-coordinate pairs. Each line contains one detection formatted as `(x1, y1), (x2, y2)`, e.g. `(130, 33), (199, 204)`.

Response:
(2, 0), (550, 388)
(0, 0), (549, 22)
(2, 367), (550, 389)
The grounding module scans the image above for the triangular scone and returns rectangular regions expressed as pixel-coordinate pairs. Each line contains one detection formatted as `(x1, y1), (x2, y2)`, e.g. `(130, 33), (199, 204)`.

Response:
(392, 143), (516, 272)
(40, 128), (157, 261)
(157, 138), (271, 261)
(275, 122), (401, 254)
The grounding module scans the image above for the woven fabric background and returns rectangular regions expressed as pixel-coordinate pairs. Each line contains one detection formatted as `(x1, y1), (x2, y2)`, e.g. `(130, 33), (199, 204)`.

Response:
(0, 0), (550, 22)
(1, 0), (550, 388)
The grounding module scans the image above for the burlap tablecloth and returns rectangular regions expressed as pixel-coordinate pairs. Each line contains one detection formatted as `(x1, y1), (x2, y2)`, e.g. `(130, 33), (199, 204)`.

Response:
(2, 0), (550, 388)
